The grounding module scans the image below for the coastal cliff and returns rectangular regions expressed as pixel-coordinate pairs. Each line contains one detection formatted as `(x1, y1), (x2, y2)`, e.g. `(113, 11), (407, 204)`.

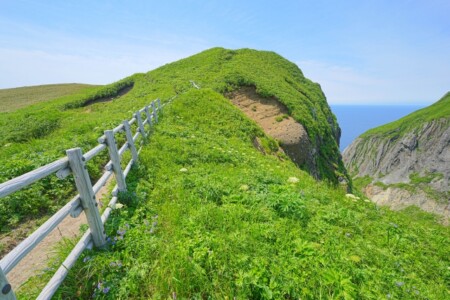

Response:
(343, 92), (450, 220)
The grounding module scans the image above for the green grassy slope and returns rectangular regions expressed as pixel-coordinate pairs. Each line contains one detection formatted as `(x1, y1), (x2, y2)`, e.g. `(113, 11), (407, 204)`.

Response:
(148, 48), (346, 183)
(362, 92), (450, 138)
(24, 89), (448, 299)
(0, 77), (136, 231)
(0, 48), (346, 232)
(0, 83), (97, 113)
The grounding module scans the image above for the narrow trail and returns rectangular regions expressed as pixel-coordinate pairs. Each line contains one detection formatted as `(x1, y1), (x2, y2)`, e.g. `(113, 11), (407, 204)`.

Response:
(7, 178), (113, 290)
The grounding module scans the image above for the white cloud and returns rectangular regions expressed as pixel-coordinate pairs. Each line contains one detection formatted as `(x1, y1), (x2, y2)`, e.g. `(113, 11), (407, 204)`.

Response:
(297, 60), (387, 104)
(0, 19), (210, 88)
(0, 35), (209, 88)
(297, 59), (449, 105)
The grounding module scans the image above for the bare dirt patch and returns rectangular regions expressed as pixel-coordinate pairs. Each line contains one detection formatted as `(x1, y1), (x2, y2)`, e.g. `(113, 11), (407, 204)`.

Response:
(226, 86), (314, 170)
(7, 213), (87, 290)
(83, 84), (133, 107)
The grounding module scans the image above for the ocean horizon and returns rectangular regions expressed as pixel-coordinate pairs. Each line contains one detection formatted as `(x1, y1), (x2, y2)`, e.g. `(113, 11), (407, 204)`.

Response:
(330, 104), (425, 152)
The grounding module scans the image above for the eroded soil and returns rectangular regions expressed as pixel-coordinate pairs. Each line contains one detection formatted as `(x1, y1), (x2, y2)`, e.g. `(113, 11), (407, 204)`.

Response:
(226, 86), (313, 170)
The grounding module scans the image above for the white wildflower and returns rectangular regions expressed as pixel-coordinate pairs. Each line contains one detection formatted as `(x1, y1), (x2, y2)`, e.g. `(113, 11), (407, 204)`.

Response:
(239, 184), (249, 191)
(345, 194), (360, 201)
(113, 203), (124, 209)
(287, 177), (300, 183)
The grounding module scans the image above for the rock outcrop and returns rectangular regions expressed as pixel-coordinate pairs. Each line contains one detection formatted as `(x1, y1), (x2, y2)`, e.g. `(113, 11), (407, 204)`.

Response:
(363, 184), (449, 224)
(343, 93), (450, 220)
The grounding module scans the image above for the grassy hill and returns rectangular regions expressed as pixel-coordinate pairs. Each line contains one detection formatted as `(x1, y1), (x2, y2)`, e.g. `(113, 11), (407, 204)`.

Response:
(23, 88), (449, 299)
(0, 48), (448, 299)
(361, 92), (450, 138)
(0, 48), (346, 232)
(147, 48), (346, 183)
(0, 83), (97, 113)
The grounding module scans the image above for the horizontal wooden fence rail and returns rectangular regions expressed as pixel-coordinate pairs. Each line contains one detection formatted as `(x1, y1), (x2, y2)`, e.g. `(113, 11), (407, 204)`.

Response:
(0, 98), (167, 300)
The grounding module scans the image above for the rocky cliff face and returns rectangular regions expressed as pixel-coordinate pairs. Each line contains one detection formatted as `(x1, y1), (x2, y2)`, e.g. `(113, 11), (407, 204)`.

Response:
(343, 94), (450, 220)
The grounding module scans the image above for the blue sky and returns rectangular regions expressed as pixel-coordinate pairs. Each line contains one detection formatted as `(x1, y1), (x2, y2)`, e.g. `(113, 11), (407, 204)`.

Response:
(0, 0), (449, 104)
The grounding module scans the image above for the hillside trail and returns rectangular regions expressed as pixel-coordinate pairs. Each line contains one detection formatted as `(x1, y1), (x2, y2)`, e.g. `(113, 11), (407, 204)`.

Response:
(6, 178), (114, 290)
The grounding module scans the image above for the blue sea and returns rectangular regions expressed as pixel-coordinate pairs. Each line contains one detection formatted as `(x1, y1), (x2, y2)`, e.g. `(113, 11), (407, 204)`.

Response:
(330, 105), (424, 152)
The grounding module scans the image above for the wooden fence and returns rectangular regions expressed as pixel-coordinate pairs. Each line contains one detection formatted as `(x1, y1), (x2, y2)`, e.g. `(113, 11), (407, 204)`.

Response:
(0, 98), (168, 299)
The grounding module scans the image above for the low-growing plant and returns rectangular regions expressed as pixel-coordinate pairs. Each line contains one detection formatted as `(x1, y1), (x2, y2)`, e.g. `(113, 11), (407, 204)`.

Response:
(275, 114), (289, 122)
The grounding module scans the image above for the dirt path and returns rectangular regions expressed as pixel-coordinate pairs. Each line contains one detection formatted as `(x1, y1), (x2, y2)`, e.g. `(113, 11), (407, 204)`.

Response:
(7, 213), (87, 289)
(6, 178), (113, 290)
(226, 86), (314, 171)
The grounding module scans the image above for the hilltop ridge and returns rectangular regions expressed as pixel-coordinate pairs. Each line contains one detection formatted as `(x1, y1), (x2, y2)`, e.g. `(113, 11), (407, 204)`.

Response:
(147, 47), (348, 184)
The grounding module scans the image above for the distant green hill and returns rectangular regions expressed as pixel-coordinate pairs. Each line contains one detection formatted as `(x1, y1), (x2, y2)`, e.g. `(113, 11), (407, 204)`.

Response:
(362, 92), (450, 138)
(0, 83), (98, 113)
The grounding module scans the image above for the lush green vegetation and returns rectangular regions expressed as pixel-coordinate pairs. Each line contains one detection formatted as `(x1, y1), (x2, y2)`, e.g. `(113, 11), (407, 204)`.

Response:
(0, 83), (97, 113)
(1, 48), (447, 299)
(352, 176), (373, 193)
(361, 92), (450, 139)
(0, 48), (346, 234)
(409, 172), (443, 185)
(0, 77), (138, 233)
(147, 48), (347, 183)
(19, 89), (449, 299)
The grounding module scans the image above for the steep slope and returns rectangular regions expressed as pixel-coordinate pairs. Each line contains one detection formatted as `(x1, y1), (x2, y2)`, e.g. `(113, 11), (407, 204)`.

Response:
(343, 92), (450, 219)
(148, 48), (347, 185)
(226, 86), (315, 174)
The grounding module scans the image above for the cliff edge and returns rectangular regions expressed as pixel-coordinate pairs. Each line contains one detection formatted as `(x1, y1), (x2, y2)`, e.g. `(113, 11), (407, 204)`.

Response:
(343, 92), (450, 221)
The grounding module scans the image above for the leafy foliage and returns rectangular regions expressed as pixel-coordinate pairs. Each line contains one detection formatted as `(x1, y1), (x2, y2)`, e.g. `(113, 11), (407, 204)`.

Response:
(23, 89), (448, 300)
(147, 48), (347, 183)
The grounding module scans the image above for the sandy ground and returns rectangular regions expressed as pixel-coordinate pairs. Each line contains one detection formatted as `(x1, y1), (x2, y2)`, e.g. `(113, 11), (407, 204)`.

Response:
(5, 177), (113, 290)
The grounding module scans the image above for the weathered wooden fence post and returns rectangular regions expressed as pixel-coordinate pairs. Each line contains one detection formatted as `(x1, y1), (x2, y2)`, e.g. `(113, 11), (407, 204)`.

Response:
(151, 101), (158, 123)
(144, 106), (153, 127)
(157, 98), (161, 110)
(0, 267), (15, 300)
(104, 130), (127, 192)
(66, 148), (106, 247)
(135, 111), (147, 139)
(122, 121), (139, 163)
